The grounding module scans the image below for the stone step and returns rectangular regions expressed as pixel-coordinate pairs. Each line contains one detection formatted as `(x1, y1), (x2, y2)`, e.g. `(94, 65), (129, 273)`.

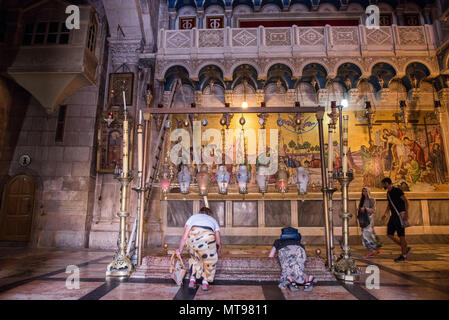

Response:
(132, 255), (336, 282)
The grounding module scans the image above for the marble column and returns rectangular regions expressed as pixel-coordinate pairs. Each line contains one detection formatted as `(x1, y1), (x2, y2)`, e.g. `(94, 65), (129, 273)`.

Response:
(168, 11), (177, 30)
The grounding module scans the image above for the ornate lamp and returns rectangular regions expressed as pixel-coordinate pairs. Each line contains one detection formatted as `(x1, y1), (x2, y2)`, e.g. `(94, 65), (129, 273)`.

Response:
(159, 161), (172, 199)
(255, 165), (269, 194)
(216, 165), (230, 195)
(399, 100), (407, 126)
(294, 167), (309, 195)
(277, 166), (289, 194)
(236, 164), (249, 194)
(177, 165), (191, 194)
(197, 164), (210, 196)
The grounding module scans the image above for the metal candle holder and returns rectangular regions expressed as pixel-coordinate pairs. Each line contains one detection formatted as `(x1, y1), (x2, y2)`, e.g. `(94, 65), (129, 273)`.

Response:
(333, 169), (361, 282)
(106, 173), (134, 277)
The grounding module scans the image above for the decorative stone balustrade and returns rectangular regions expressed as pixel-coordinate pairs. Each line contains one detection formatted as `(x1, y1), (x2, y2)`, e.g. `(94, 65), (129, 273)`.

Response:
(155, 25), (439, 80)
(158, 25), (436, 58)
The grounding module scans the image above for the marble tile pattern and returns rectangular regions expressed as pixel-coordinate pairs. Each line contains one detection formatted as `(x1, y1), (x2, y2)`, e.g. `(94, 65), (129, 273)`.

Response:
(1, 244), (449, 300)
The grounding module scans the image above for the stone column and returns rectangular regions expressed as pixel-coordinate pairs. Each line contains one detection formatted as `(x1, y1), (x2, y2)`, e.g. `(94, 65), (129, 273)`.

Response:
(197, 10), (205, 29)
(168, 10), (177, 30)
(225, 9), (232, 28)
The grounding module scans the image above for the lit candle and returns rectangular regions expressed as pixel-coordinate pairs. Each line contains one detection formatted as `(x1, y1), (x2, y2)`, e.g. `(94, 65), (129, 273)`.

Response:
(137, 110), (143, 178)
(342, 115), (349, 176)
(122, 91), (129, 177)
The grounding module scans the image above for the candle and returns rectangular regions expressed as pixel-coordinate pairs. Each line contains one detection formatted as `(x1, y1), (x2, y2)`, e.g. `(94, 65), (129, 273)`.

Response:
(342, 115), (349, 175)
(122, 91), (129, 177)
(328, 127), (333, 181)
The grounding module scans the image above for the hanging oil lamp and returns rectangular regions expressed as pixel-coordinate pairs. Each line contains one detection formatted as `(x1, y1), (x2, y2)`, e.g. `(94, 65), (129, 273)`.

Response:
(277, 165), (289, 194)
(236, 164), (249, 194)
(177, 164), (191, 195)
(197, 164), (210, 196)
(159, 161), (172, 199)
(255, 165), (269, 194)
(216, 165), (230, 195)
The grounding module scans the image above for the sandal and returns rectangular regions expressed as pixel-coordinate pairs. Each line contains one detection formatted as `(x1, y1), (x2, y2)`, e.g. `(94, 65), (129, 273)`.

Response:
(304, 276), (317, 292)
(286, 277), (299, 292)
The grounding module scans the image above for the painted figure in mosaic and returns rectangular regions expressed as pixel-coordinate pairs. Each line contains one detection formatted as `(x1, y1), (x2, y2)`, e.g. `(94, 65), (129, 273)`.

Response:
(107, 131), (121, 168)
(358, 187), (382, 258)
(406, 154), (421, 184)
(269, 227), (317, 292)
(176, 207), (221, 291)
(430, 143), (447, 184)
(404, 137), (426, 169)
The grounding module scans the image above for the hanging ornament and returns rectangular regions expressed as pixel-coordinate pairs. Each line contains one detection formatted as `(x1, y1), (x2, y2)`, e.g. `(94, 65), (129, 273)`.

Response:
(164, 119), (172, 128)
(239, 115), (246, 126)
(202, 117), (208, 127)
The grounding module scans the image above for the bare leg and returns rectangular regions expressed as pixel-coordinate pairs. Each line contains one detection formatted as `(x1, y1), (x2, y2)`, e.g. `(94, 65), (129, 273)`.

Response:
(400, 236), (408, 256)
(388, 235), (401, 246)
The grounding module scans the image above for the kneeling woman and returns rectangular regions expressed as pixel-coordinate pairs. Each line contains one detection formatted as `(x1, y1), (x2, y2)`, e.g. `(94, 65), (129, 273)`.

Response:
(269, 227), (317, 292)
(176, 207), (221, 291)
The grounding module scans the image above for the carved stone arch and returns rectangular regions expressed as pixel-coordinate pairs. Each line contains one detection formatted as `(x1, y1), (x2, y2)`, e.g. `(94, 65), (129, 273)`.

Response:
(260, 4), (282, 13)
(193, 62), (226, 80)
(368, 60), (399, 76)
(377, 2), (394, 12)
(205, 4), (225, 15)
(263, 61), (297, 79)
(161, 63), (192, 81)
(347, 2), (364, 11)
(318, 2), (338, 12)
(290, 3), (309, 12)
(233, 4), (253, 14)
(333, 60), (366, 78)
(163, 65), (192, 91)
(177, 5), (196, 17)
(229, 62), (262, 81)
(400, 60), (435, 79)
(299, 60), (330, 77)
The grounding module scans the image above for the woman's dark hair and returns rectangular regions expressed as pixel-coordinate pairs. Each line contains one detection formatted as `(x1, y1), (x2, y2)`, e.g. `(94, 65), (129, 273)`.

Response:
(199, 207), (213, 216)
(359, 188), (366, 209)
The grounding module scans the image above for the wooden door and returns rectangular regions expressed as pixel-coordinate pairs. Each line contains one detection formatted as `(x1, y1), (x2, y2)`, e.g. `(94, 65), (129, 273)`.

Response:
(0, 175), (36, 242)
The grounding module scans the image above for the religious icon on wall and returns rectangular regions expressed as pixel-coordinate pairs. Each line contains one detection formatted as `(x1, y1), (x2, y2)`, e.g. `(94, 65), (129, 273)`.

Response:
(206, 16), (224, 29)
(108, 72), (134, 106)
(179, 17), (196, 30)
(96, 105), (134, 173)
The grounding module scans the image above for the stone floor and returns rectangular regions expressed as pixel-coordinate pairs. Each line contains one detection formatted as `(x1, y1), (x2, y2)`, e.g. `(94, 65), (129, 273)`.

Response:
(0, 243), (449, 300)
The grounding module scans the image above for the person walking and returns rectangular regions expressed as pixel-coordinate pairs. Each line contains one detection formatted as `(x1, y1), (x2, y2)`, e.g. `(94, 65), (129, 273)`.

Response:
(358, 187), (382, 258)
(381, 178), (411, 262)
(268, 227), (317, 292)
(176, 207), (222, 291)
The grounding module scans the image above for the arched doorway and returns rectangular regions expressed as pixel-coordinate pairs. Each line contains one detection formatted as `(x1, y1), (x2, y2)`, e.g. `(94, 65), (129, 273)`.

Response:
(0, 175), (36, 242)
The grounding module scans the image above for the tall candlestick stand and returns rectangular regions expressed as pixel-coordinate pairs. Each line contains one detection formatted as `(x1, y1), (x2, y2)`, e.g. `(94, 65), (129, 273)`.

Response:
(316, 109), (332, 269)
(137, 115), (150, 266)
(334, 115), (361, 282)
(106, 93), (134, 277)
(327, 124), (336, 268)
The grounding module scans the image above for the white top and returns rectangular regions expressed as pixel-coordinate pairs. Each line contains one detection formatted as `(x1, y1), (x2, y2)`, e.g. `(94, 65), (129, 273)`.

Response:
(185, 213), (220, 232)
